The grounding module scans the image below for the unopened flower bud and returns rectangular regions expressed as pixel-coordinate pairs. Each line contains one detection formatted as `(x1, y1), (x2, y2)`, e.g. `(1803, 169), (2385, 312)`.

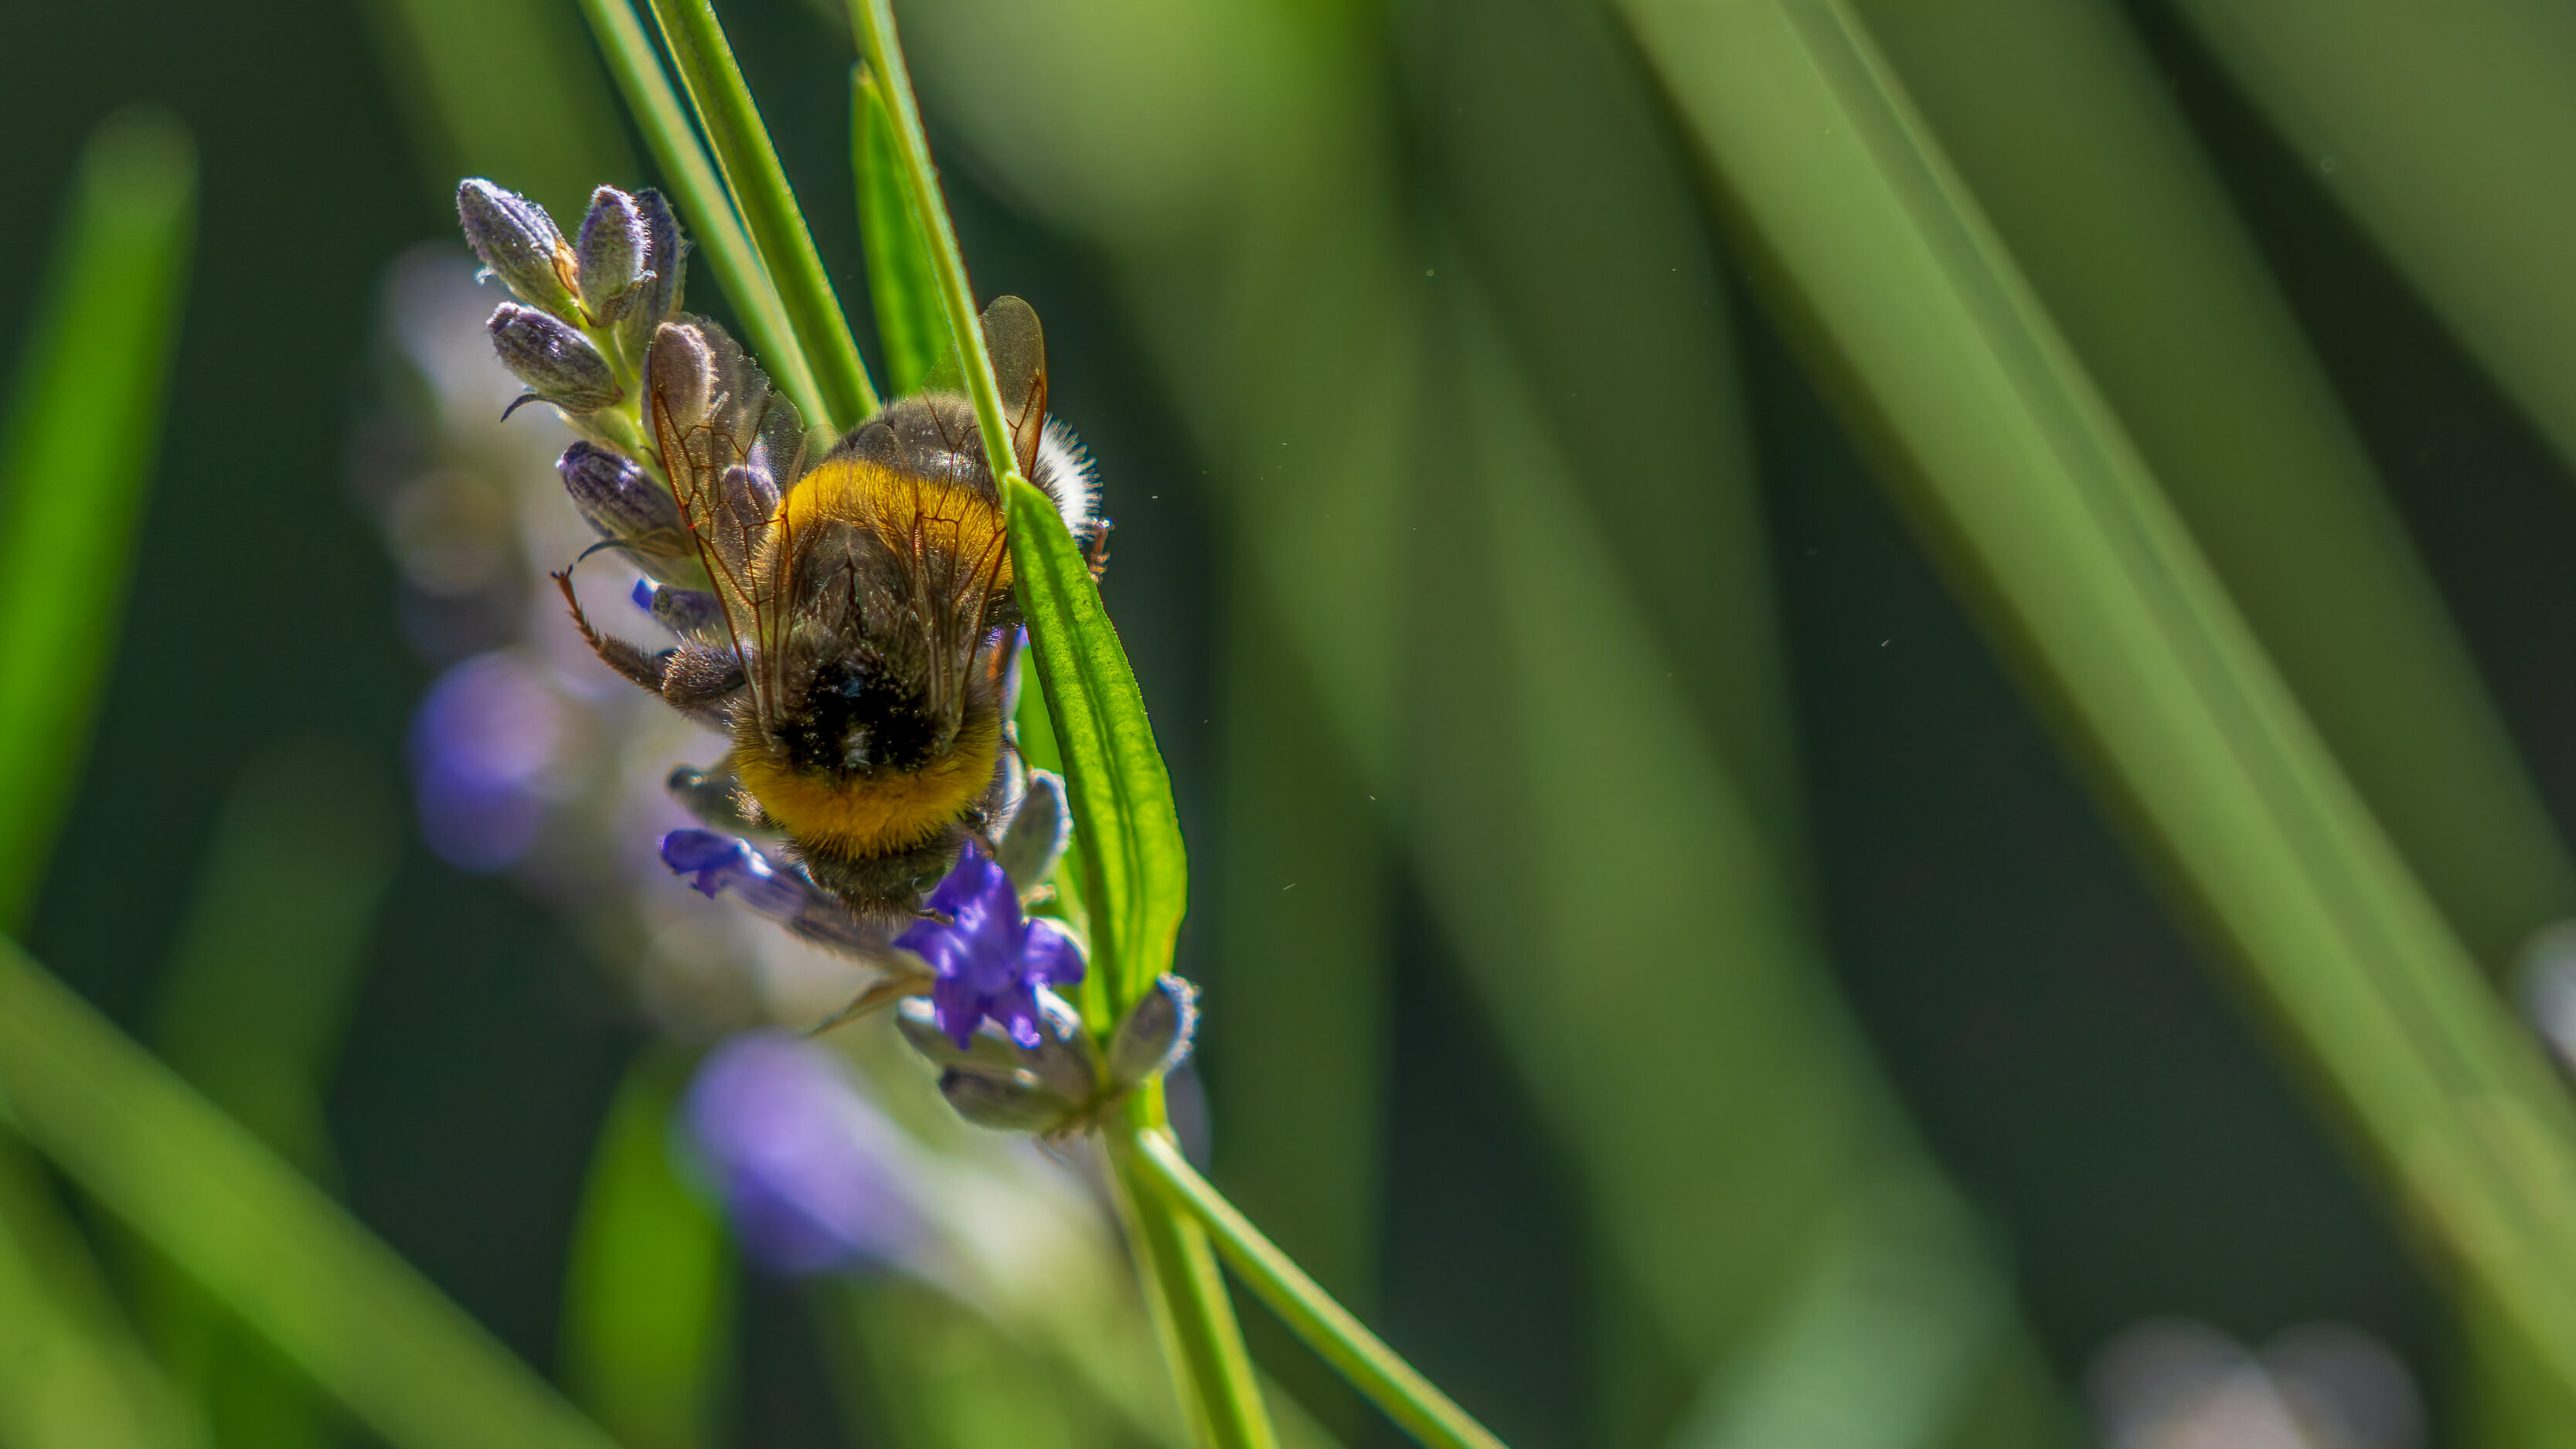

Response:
(560, 440), (675, 537)
(995, 770), (1068, 893)
(574, 186), (653, 325)
(491, 304), (619, 413)
(938, 1066), (1074, 1134)
(456, 179), (577, 317)
(1109, 973), (1198, 1087)
(646, 321), (714, 429)
(618, 189), (686, 355)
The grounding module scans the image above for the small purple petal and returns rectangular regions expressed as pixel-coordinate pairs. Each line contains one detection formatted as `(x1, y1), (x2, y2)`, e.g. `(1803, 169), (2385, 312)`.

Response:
(990, 983), (1045, 1049)
(931, 971), (983, 1049)
(1023, 918), (1087, 990)
(660, 828), (747, 897)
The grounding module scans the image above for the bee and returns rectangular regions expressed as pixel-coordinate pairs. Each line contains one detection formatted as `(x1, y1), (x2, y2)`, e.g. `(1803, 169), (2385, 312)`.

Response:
(561, 297), (1100, 917)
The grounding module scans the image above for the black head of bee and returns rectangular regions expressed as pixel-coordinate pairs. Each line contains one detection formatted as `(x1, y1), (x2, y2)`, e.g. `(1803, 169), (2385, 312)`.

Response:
(777, 655), (943, 775)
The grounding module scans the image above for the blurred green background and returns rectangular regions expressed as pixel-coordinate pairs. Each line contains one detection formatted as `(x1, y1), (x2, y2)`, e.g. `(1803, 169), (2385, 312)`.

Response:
(13, 0), (2576, 1444)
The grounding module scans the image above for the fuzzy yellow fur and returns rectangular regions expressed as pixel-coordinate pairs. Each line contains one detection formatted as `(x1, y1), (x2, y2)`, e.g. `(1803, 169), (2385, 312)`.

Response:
(735, 712), (1000, 857)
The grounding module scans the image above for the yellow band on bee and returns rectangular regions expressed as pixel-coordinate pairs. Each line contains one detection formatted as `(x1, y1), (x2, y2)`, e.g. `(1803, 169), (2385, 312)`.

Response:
(734, 715), (1001, 858)
(778, 457), (1012, 588)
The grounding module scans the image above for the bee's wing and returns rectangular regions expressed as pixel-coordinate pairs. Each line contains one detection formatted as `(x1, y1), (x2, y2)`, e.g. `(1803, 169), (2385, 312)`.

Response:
(918, 296), (1048, 479)
(978, 296), (1047, 480)
(646, 315), (810, 723)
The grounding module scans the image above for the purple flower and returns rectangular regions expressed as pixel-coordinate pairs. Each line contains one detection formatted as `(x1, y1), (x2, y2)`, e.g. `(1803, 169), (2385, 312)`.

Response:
(658, 829), (887, 955)
(683, 1032), (923, 1274)
(897, 849), (1085, 1050)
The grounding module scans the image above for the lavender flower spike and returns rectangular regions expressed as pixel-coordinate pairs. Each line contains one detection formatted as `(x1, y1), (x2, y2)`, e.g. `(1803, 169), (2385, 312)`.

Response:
(897, 848), (1086, 1049)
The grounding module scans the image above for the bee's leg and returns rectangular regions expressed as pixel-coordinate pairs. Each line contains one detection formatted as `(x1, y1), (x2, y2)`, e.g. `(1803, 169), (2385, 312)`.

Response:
(552, 570), (667, 692)
(661, 644), (747, 712)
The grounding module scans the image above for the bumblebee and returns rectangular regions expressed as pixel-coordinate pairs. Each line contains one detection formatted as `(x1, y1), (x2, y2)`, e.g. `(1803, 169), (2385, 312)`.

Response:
(563, 297), (1099, 917)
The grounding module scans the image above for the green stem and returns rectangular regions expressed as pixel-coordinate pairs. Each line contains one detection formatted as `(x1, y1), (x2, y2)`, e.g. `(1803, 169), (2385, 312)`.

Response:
(648, 0), (878, 430)
(571, 0), (825, 429)
(846, 0), (1020, 492)
(1104, 1100), (1278, 1449)
(1127, 1127), (1509, 1449)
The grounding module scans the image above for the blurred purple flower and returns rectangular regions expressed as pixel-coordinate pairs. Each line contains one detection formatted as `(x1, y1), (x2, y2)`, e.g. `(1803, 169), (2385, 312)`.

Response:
(684, 1032), (923, 1274)
(658, 828), (890, 955)
(897, 849), (1085, 1050)
(408, 652), (566, 870)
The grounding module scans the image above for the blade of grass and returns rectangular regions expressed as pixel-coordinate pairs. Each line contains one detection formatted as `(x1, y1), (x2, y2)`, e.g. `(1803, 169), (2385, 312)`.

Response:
(0, 937), (622, 1449)
(1127, 1125), (1506, 1449)
(0, 109), (195, 927)
(852, 65), (951, 398)
(649, 0), (877, 430)
(1848, 0), (2576, 971)
(573, 0), (823, 427)
(1615, 0), (2576, 1396)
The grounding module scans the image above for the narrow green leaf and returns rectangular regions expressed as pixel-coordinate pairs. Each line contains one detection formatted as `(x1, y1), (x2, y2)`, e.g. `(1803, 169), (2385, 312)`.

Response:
(650, 0), (878, 430)
(1615, 0), (2576, 1396)
(852, 66), (951, 398)
(1128, 1126), (1507, 1449)
(560, 1053), (733, 1449)
(0, 938), (621, 1449)
(846, 0), (1020, 493)
(1003, 478), (1186, 1014)
(0, 110), (195, 927)
(573, 0), (825, 428)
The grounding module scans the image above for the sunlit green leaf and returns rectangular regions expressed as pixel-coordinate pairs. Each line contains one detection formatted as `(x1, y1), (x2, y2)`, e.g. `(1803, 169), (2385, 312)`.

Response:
(1004, 478), (1186, 1015)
